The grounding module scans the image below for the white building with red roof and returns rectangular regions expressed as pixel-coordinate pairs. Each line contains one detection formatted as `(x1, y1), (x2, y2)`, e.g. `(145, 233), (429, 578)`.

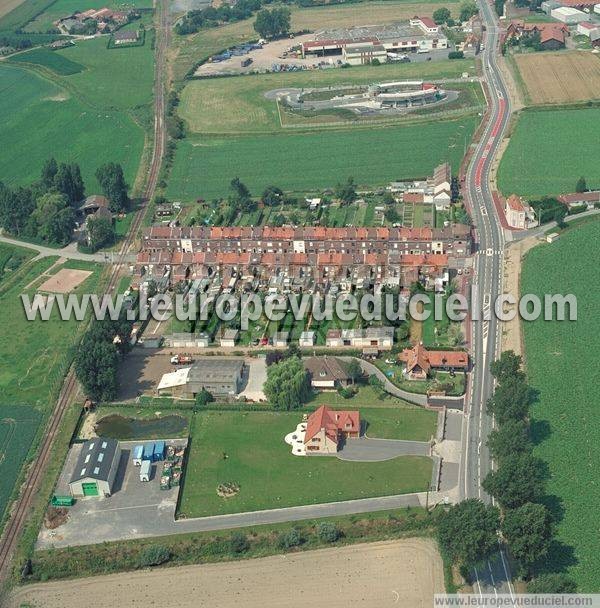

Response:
(304, 406), (360, 454)
(504, 194), (536, 230)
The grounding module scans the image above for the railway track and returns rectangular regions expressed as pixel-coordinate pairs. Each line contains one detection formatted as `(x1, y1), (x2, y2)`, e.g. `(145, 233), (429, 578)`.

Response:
(0, 0), (169, 586)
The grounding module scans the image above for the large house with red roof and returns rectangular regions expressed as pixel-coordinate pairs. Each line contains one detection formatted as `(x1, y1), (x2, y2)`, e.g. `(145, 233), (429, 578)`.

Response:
(505, 20), (568, 49)
(304, 406), (360, 454)
(399, 343), (469, 380)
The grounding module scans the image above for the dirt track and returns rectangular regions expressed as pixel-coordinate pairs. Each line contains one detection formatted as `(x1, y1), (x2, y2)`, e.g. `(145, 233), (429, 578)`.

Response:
(514, 51), (600, 104)
(8, 539), (444, 608)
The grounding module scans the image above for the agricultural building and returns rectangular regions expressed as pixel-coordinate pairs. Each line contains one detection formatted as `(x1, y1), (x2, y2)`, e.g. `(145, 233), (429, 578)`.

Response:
(69, 438), (121, 497)
(304, 405), (360, 454)
(551, 6), (588, 23)
(576, 21), (600, 36)
(342, 43), (387, 65)
(114, 29), (139, 45)
(157, 358), (245, 398)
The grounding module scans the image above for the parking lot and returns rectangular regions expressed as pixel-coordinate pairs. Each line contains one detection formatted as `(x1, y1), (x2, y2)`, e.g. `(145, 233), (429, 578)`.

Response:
(38, 439), (188, 549)
(117, 350), (267, 402)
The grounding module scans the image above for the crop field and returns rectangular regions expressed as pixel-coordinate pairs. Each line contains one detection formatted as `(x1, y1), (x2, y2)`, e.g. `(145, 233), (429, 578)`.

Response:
(497, 108), (600, 197)
(167, 115), (477, 201)
(0, 255), (102, 408)
(0, 0), (53, 29)
(9, 47), (84, 75)
(0, 243), (34, 284)
(0, 64), (145, 191)
(24, 0), (153, 33)
(179, 60), (479, 134)
(171, 0), (461, 81)
(178, 409), (432, 517)
(521, 218), (600, 591)
(0, 405), (42, 521)
(513, 51), (600, 105)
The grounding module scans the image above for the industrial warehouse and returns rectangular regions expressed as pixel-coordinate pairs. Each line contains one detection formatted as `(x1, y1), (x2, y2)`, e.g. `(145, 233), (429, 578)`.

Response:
(301, 17), (449, 59)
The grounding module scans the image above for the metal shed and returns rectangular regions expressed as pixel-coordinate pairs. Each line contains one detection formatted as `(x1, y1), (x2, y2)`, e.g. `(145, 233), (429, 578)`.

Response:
(139, 459), (152, 482)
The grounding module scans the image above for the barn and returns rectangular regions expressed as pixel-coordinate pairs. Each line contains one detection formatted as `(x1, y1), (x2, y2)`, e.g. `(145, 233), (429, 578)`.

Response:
(69, 438), (121, 497)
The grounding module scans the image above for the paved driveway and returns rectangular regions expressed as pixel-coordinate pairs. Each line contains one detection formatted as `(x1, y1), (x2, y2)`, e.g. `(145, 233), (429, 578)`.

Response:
(337, 437), (430, 462)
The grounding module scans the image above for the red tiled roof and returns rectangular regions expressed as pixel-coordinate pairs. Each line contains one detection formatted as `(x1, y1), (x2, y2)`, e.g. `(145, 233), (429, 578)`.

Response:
(399, 344), (468, 373)
(557, 191), (600, 204)
(404, 192), (425, 204)
(505, 194), (525, 212)
(540, 28), (565, 44)
(304, 406), (360, 445)
(418, 16), (437, 28)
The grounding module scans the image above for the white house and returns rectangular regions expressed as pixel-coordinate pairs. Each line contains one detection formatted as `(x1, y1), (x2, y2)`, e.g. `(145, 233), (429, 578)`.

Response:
(220, 328), (238, 348)
(577, 21), (600, 36)
(299, 330), (316, 347)
(504, 194), (536, 230)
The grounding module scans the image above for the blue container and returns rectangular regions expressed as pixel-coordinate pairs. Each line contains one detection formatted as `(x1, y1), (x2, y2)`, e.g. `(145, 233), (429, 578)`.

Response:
(132, 445), (144, 463)
(153, 441), (165, 462)
(143, 442), (154, 460)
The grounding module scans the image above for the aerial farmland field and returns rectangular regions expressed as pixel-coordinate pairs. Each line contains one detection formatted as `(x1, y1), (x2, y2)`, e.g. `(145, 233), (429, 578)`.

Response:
(9, 47), (85, 75)
(497, 107), (600, 197)
(167, 115), (477, 201)
(521, 218), (600, 591)
(513, 51), (600, 105)
(179, 409), (433, 518)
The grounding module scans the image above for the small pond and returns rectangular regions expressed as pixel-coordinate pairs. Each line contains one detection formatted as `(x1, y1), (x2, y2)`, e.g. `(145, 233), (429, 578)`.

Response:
(94, 414), (188, 440)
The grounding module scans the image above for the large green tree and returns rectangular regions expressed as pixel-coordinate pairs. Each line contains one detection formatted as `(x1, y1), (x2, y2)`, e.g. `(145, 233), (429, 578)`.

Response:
(335, 177), (357, 206)
(486, 375), (533, 423)
(487, 419), (530, 463)
(263, 356), (311, 410)
(0, 184), (35, 236)
(254, 7), (291, 39)
(502, 503), (553, 574)
(33, 192), (75, 245)
(437, 499), (500, 567)
(433, 7), (451, 23)
(87, 216), (115, 251)
(490, 351), (524, 383)
(96, 163), (129, 213)
(54, 162), (85, 206)
(483, 452), (546, 509)
(527, 573), (577, 594)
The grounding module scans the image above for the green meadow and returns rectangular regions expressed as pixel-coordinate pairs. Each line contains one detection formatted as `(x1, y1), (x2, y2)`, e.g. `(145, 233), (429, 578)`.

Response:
(166, 116), (478, 201)
(521, 218), (600, 591)
(498, 108), (600, 197)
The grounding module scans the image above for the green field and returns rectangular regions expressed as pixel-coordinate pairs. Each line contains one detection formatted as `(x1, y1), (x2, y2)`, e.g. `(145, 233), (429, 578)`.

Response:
(180, 60), (479, 134)
(0, 243), (34, 283)
(0, 254), (103, 407)
(0, 0), (55, 30)
(167, 115), (478, 201)
(23, 0), (153, 33)
(498, 108), (600, 197)
(0, 64), (145, 192)
(0, 405), (42, 521)
(521, 218), (600, 591)
(179, 409), (433, 517)
(9, 47), (84, 75)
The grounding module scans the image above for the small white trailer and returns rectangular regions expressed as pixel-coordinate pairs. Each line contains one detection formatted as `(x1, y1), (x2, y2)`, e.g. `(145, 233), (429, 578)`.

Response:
(139, 459), (151, 482)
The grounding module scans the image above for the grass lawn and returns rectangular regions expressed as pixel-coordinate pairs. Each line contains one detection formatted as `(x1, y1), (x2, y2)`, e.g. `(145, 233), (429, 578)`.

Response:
(521, 218), (600, 591)
(171, 0), (463, 81)
(179, 60), (478, 134)
(374, 360), (465, 396)
(179, 410), (433, 517)
(0, 255), (103, 407)
(0, 243), (34, 284)
(9, 48), (84, 75)
(498, 108), (600, 197)
(167, 115), (478, 201)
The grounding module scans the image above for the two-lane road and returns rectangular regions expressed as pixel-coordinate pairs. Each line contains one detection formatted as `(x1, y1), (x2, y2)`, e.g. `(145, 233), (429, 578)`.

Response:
(460, 0), (515, 596)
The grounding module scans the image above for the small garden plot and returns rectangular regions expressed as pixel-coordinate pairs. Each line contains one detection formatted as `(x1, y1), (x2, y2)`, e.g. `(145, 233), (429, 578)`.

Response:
(178, 410), (432, 518)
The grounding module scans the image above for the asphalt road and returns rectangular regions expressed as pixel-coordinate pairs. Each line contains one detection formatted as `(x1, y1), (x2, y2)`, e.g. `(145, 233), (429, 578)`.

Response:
(460, 0), (515, 597)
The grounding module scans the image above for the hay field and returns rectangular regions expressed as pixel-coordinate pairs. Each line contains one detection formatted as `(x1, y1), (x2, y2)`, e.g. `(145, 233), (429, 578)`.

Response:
(514, 51), (600, 104)
(0, 0), (26, 20)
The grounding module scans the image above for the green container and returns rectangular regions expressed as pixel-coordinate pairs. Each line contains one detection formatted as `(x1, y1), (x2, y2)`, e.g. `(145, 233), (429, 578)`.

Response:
(51, 495), (74, 507)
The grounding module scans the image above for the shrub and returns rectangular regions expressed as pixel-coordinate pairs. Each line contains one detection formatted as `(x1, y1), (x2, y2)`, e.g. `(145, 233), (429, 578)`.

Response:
(277, 528), (303, 549)
(338, 386), (357, 399)
(448, 51), (464, 59)
(230, 532), (250, 553)
(317, 522), (342, 543)
(137, 545), (171, 568)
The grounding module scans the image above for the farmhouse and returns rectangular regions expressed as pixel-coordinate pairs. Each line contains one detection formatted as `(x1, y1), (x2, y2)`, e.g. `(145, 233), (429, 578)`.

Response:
(301, 18), (448, 58)
(304, 405), (360, 454)
(504, 194), (536, 230)
(399, 343), (468, 380)
(557, 191), (600, 209)
(156, 358), (245, 398)
(114, 29), (139, 45)
(304, 356), (351, 389)
(69, 438), (121, 497)
(505, 20), (569, 48)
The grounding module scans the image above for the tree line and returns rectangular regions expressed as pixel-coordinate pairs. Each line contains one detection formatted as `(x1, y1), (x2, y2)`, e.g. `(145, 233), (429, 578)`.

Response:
(437, 351), (576, 592)
(0, 158), (129, 247)
(75, 314), (134, 402)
